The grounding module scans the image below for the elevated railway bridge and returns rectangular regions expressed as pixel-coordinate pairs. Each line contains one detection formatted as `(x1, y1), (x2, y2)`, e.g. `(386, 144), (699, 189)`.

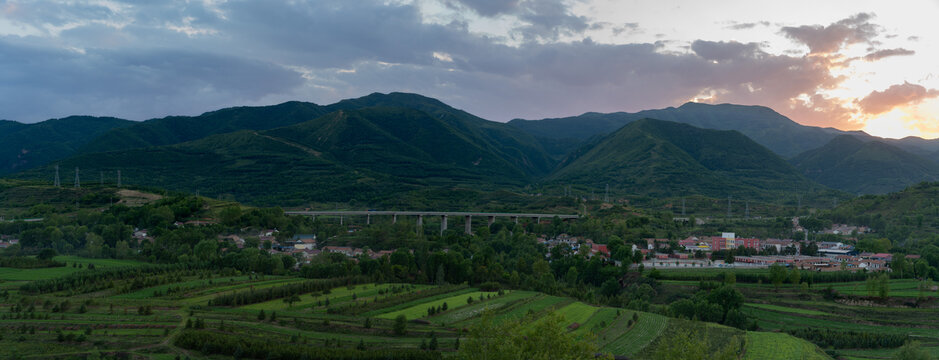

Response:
(285, 211), (579, 235)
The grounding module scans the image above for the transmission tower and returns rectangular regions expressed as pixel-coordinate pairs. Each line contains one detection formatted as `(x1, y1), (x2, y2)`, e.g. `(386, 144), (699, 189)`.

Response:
(74, 167), (80, 188)
(797, 195), (802, 212)
(54, 165), (60, 187)
(681, 197), (686, 216)
(726, 196), (732, 217)
(117, 170), (122, 187)
(745, 201), (750, 219)
(604, 184), (610, 203)
(100, 171), (104, 185)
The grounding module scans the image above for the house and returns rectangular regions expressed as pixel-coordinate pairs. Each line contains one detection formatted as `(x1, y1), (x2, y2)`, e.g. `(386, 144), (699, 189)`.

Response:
(871, 253), (893, 261)
(292, 234), (317, 250)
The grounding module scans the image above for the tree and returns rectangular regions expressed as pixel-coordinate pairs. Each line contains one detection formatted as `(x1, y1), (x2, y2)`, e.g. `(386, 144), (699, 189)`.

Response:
(393, 314), (407, 335)
(193, 239), (218, 261)
(769, 264), (787, 290)
(892, 341), (931, 360)
(788, 267), (801, 285)
(37, 248), (58, 261)
(257, 310), (266, 321)
(283, 294), (301, 308)
(456, 312), (610, 360)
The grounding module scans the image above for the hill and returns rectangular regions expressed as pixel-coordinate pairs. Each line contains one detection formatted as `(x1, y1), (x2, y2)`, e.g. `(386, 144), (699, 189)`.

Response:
(824, 181), (939, 242)
(78, 101), (329, 153)
(790, 135), (939, 194)
(509, 102), (939, 159)
(548, 119), (836, 202)
(13, 106), (550, 205)
(0, 116), (134, 175)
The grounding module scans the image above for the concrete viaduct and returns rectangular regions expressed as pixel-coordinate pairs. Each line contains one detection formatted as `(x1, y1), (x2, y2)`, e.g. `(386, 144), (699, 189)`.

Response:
(284, 211), (579, 235)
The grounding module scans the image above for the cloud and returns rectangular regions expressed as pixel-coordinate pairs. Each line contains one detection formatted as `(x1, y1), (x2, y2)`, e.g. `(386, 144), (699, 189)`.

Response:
(781, 13), (879, 54)
(726, 21), (770, 30)
(862, 48), (915, 61)
(0, 0), (918, 135)
(443, 0), (520, 17)
(857, 82), (939, 115)
(691, 40), (765, 62)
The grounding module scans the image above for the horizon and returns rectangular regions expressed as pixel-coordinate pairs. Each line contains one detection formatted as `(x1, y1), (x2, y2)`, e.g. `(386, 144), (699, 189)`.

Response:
(1, 1), (937, 139)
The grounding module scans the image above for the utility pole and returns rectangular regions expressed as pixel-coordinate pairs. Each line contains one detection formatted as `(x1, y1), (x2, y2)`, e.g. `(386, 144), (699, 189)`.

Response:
(726, 196), (731, 218)
(54, 164), (60, 187)
(74, 167), (80, 188)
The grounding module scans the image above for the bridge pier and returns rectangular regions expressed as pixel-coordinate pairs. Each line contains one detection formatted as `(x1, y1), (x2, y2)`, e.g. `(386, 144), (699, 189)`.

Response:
(417, 215), (423, 227)
(392, 214), (397, 224)
(487, 216), (495, 226)
(440, 215), (448, 235)
(340, 216), (343, 225)
(367, 214), (370, 225)
(465, 215), (472, 234)
(511, 216), (518, 224)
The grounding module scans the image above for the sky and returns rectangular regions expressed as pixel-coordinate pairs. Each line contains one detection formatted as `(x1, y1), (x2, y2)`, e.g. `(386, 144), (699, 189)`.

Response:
(1, 0), (937, 139)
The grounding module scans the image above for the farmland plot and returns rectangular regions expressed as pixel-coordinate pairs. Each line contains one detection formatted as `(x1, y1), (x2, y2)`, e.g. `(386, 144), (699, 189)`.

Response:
(601, 312), (668, 356)
(744, 332), (830, 360)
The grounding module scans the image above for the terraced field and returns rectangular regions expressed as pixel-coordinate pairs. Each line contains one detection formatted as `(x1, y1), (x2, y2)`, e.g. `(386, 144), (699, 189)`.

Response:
(601, 311), (668, 356)
(744, 332), (830, 360)
(377, 290), (503, 320)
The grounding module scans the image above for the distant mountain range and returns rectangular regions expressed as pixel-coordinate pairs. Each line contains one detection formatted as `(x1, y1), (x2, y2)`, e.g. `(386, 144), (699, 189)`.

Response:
(548, 119), (834, 202)
(508, 102), (939, 159)
(3, 93), (937, 205)
(790, 135), (939, 194)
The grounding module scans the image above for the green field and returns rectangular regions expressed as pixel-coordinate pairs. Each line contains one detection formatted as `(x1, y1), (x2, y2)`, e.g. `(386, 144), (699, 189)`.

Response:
(744, 332), (830, 360)
(601, 311), (668, 356)
(377, 290), (503, 320)
(0, 256), (146, 281)
(744, 303), (832, 316)
(551, 302), (600, 329)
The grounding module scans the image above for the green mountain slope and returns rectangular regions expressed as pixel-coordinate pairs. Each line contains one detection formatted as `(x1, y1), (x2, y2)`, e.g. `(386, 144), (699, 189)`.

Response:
(324, 92), (555, 177)
(79, 101), (329, 154)
(265, 107), (530, 182)
(13, 106), (548, 205)
(0, 116), (135, 175)
(825, 182), (939, 242)
(548, 119), (833, 202)
(508, 102), (919, 159)
(790, 135), (939, 194)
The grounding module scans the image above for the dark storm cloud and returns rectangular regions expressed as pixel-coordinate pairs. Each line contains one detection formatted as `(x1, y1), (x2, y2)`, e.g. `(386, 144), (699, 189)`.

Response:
(781, 13), (880, 54)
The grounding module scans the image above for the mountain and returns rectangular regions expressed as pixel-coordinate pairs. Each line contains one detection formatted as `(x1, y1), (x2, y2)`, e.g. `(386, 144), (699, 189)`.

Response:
(790, 135), (939, 194)
(826, 182), (939, 241)
(508, 102), (939, 159)
(548, 119), (835, 202)
(12, 104), (552, 205)
(80, 92), (554, 177)
(78, 101), (329, 154)
(0, 116), (135, 175)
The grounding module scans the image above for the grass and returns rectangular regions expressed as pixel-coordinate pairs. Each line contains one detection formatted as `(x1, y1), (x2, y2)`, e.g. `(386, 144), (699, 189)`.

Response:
(828, 279), (938, 298)
(743, 332), (831, 360)
(743, 303), (832, 316)
(572, 307), (618, 336)
(0, 256), (146, 282)
(377, 290), (503, 320)
(429, 290), (537, 325)
(550, 302), (599, 330)
(601, 311), (668, 356)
